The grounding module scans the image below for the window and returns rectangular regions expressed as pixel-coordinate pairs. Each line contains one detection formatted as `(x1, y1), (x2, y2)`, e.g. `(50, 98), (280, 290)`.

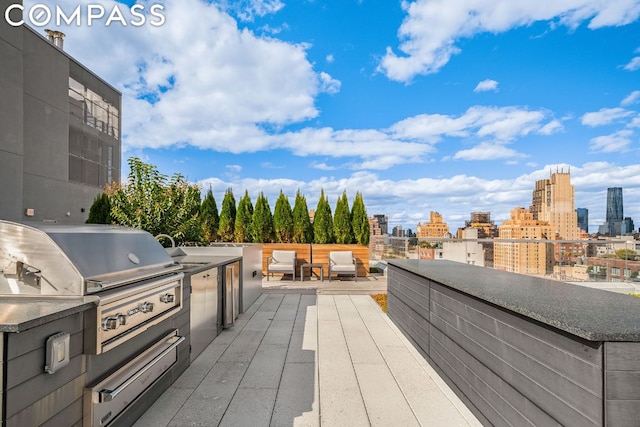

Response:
(624, 268), (631, 278)
(68, 127), (115, 188)
(68, 77), (119, 140)
(611, 267), (620, 276)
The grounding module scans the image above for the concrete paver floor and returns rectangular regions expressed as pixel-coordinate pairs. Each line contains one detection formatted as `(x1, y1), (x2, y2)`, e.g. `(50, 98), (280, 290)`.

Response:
(134, 293), (481, 427)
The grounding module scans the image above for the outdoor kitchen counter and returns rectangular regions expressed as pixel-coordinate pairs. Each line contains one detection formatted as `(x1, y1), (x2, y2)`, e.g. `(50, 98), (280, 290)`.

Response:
(0, 297), (96, 333)
(172, 254), (242, 273)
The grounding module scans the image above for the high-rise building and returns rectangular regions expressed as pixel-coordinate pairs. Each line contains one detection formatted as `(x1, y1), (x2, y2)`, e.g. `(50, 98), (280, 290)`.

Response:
(576, 208), (589, 233)
(604, 187), (623, 236)
(464, 211), (498, 238)
(529, 169), (580, 240)
(417, 211), (450, 238)
(494, 207), (554, 275)
(373, 214), (388, 235)
(392, 226), (404, 237)
(622, 217), (635, 235)
(369, 217), (382, 236)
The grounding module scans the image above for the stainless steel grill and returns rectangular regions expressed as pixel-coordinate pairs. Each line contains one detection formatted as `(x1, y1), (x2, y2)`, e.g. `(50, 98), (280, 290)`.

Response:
(0, 220), (183, 354)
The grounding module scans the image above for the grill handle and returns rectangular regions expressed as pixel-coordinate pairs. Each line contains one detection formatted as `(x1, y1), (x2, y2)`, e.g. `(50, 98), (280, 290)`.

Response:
(100, 335), (185, 402)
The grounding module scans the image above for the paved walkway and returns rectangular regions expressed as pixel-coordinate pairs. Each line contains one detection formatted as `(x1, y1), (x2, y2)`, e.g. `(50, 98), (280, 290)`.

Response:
(134, 293), (480, 426)
(261, 274), (388, 295)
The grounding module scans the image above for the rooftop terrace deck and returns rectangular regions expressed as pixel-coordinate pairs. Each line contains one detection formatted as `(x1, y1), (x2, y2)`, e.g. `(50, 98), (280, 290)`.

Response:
(133, 290), (480, 426)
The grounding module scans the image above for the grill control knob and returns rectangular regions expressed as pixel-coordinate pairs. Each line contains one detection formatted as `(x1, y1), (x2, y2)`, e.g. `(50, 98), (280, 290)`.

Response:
(117, 314), (127, 326)
(140, 302), (155, 313)
(160, 293), (175, 304)
(102, 316), (119, 331)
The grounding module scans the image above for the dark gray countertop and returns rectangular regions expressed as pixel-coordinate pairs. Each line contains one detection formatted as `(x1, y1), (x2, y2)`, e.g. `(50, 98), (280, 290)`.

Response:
(0, 297), (96, 333)
(389, 259), (640, 342)
(173, 254), (242, 274)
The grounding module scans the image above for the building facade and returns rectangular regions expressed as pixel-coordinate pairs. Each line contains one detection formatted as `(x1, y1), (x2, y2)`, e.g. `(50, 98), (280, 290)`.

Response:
(530, 170), (580, 240)
(1, 7), (121, 223)
(442, 228), (485, 267)
(463, 211), (498, 238)
(373, 214), (388, 235)
(494, 207), (554, 275)
(392, 225), (404, 237)
(417, 211), (450, 238)
(604, 187), (624, 236)
(576, 208), (588, 233)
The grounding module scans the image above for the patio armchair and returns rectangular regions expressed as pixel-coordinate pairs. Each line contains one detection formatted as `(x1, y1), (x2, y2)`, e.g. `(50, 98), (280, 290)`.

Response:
(267, 250), (296, 281)
(328, 251), (357, 282)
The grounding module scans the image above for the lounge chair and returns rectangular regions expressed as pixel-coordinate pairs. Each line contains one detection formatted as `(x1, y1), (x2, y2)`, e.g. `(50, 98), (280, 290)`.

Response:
(267, 250), (296, 281)
(328, 251), (357, 281)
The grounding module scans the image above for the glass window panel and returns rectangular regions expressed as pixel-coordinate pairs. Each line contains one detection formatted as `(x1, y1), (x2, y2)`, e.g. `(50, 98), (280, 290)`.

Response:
(69, 155), (82, 182)
(69, 128), (82, 156)
(83, 160), (100, 187)
(68, 77), (83, 94)
(69, 100), (83, 118)
(99, 165), (108, 186)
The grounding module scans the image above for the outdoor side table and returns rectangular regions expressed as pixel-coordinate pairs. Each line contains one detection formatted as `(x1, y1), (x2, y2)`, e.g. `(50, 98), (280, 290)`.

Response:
(300, 263), (324, 282)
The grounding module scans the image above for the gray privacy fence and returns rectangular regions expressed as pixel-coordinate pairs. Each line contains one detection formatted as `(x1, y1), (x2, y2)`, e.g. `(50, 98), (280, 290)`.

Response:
(387, 260), (640, 427)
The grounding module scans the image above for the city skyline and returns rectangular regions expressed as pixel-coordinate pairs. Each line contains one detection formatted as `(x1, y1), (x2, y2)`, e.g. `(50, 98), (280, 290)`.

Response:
(22, 0), (640, 232)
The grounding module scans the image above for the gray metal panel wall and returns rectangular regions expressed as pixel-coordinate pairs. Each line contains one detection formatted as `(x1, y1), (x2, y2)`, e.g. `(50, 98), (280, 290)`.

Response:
(604, 342), (640, 426)
(430, 283), (602, 427)
(0, 19), (121, 224)
(3, 312), (85, 426)
(387, 267), (430, 358)
(388, 265), (605, 427)
(0, 4), (24, 220)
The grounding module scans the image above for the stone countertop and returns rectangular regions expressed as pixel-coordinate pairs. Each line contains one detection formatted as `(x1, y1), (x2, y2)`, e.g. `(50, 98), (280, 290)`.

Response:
(0, 297), (97, 333)
(389, 259), (640, 342)
(173, 254), (242, 274)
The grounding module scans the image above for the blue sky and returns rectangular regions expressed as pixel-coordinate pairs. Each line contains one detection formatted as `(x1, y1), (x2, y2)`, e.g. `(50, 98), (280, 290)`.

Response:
(24, 0), (640, 232)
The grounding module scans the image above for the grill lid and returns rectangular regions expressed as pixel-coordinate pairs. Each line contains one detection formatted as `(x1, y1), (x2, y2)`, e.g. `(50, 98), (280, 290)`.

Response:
(0, 220), (179, 296)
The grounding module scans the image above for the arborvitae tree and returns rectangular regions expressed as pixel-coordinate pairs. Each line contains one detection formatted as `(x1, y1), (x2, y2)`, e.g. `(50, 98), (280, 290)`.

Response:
(218, 188), (237, 242)
(334, 191), (354, 244)
(235, 190), (254, 243)
(201, 188), (219, 242)
(86, 193), (111, 224)
(273, 190), (294, 243)
(351, 191), (370, 245)
(251, 192), (274, 243)
(292, 190), (313, 243)
(313, 189), (334, 243)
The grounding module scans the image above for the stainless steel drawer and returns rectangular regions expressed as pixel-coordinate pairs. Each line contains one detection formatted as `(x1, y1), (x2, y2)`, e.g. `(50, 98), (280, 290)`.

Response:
(84, 330), (184, 426)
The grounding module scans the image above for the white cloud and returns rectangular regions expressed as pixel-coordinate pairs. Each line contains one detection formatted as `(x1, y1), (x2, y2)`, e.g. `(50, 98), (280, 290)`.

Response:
(378, 0), (640, 82)
(538, 119), (564, 135)
(226, 165), (243, 172)
(326, 54), (335, 63)
(624, 56), (640, 71)
(275, 127), (434, 167)
(581, 108), (634, 126)
(621, 90), (640, 105)
(310, 162), (336, 171)
(589, 130), (634, 153)
(226, 0), (285, 22)
(453, 142), (526, 161)
(318, 72), (341, 95)
(474, 79), (499, 93)
(628, 115), (640, 128)
(389, 106), (553, 143)
(32, 0), (322, 153)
